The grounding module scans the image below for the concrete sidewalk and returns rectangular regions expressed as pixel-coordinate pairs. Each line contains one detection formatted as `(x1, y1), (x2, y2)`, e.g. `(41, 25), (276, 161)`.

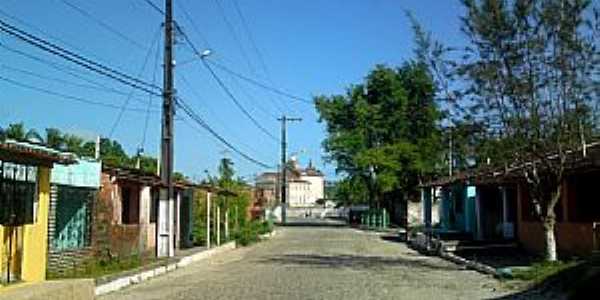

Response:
(0, 279), (94, 300)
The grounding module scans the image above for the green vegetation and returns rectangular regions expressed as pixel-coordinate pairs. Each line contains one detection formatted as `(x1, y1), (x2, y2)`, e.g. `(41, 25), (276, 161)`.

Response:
(315, 63), (442, 212)
(192, 158), (273, 248)
(0, 122), (192, 176)
(47, 254), (164, 280)
(511, 261), (579, 283)
(408, 0), (599, 261)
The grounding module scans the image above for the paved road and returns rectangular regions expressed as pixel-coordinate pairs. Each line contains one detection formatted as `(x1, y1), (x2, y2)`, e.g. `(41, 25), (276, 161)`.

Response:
(99, 226), (511, 300)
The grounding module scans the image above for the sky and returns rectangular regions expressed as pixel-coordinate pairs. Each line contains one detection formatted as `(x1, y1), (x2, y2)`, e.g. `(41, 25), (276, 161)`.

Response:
(0, 0), (466, 183)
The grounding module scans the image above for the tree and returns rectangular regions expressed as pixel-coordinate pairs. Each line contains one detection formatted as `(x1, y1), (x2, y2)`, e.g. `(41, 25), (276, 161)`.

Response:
(5, 123), (26, 140)
(316, 63), (442, 214)
(418, 0), (599, 261)
(45, 128), (64, 149)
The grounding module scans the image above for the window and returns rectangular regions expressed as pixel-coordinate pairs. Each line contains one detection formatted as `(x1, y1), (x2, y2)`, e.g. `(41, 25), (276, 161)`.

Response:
(0, 161), (38, 225)
(121, 185), (140, 224)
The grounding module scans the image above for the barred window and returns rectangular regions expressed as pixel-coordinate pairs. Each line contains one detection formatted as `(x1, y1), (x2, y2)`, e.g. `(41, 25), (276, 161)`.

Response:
(0, 161), (38, 225)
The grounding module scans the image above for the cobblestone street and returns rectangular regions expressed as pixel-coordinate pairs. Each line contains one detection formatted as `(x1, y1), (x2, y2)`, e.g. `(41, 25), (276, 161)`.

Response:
(99, 225), (512, 300)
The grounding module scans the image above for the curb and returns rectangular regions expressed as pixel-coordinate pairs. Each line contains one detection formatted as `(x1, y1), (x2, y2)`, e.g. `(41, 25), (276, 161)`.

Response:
(95, 241), (236, 296)
(259, 229), (278, 240)
(439, 251), (499, 277)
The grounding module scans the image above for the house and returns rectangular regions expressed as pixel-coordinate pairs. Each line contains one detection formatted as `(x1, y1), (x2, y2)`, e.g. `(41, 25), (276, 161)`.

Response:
(95, 165), (196, 258)
(94, 164), (161, 258)
(420, 142), (600, 258)
(255, 172), (279, 209)
(0, 140), (74, 284)
(517, 146), (600, 257)
(47, 157), (101, 276)
(255, 158), (325, 210)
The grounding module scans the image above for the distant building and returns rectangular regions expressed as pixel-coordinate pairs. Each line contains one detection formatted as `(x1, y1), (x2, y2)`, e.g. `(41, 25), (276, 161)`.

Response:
(255, 157), (325, 209)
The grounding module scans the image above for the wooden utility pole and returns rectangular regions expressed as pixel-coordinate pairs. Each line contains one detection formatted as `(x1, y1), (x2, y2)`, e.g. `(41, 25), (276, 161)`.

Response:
(158, 0), (175, 257)
(278, 115), (301, 224)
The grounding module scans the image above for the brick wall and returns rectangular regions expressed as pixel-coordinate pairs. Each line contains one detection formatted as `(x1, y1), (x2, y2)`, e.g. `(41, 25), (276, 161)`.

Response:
(93, 173), (154, 259)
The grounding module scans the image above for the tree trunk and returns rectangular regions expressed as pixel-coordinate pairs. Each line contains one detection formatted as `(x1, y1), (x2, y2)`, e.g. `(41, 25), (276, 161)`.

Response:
(541, 183), (562, 262)
(542, 216), (557, 262)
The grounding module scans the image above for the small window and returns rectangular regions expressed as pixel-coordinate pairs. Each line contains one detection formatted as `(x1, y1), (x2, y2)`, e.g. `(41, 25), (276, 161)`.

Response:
(0, 161), (38, 225)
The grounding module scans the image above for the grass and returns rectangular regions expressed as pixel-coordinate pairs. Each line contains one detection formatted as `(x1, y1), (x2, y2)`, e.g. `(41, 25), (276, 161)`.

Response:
(510, 260), (579, 284)
(47, 254), (165, 280)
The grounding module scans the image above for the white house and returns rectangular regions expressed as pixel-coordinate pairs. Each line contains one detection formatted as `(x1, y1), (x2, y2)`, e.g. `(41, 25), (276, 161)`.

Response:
(287, 158), (324, 208)
(255, 158), (325, 209)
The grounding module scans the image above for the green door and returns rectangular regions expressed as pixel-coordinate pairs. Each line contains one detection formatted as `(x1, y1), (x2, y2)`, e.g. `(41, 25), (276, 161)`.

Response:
(53, 185), (94, 251)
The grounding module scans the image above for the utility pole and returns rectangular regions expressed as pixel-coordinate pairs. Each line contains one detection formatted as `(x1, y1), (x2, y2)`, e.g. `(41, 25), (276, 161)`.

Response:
(158, 0), (175, 258)
(278, 115), (301, 224)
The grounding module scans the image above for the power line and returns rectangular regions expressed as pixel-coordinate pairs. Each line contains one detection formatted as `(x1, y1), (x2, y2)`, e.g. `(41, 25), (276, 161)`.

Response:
(176, 0), (211, 48)
(0, 75), (157, 113)
(205, 60), (313, 105)
(230, 0), (293, 115)
(0, 7), (113, 67)
(0, 59), (155, 107)
(58, 0), (147, 50)
(140, 0), (165, 15)
(201, 58), (278, 142)
(177, 27), (278, 142)
(177, 27), (277, 142)
(108, 25), (162, 139)
(0, 19), (162, 96)
(212, 0), (255, 74)
(178, 74), (274, 162)
(176, 97), (274, 169)
(141, 28), (163, 151)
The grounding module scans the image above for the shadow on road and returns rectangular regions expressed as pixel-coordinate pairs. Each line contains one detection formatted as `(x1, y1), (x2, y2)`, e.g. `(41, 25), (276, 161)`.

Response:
(259, 253), (461, 272)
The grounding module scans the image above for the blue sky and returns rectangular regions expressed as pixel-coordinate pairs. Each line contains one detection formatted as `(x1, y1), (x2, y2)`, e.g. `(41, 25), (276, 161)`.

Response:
(0, 0), (466, 182)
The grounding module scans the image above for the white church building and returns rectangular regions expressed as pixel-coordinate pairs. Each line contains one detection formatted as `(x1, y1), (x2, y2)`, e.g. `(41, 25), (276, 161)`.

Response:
(287, 158), (325, 208)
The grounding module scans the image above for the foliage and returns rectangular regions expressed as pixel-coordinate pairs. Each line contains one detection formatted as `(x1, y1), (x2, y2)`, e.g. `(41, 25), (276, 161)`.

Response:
(46, 253), (162, 280)
(412, 0), (599, 261)
(191, 157), (271, 247)
(0, 122), (164, 175)
(315, 63), (442, 209)
(511, 261), (579, 284)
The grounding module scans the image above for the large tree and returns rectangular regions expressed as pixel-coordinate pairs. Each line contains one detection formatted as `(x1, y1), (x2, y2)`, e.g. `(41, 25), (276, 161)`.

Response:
(316, 63), (442, 212)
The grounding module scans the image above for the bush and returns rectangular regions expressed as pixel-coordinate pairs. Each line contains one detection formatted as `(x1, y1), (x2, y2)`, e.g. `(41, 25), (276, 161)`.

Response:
(232, 220), (273, 246)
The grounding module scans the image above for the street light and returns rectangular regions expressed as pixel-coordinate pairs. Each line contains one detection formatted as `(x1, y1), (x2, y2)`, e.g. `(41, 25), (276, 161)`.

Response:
(200, 49), (212, 59)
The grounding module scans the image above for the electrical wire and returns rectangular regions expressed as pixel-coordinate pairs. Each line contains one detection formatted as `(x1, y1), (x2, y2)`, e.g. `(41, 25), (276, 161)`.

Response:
(58, 0), (147, 50)
(230, 0), (287, 114)
(0, 19), (162, 96)
(141, 28), (163, 152)
(212, 0), (255, 74)
(176, 97), (274, 169)
(0, 75), (156, 113)
(201, 58), (278, 142)
(0, 60), (155, 107)
(140, 0), (165, 15)
(108, 25), (162, 139)
(176, 0), (211, 48)
(205, 60), (313, 105)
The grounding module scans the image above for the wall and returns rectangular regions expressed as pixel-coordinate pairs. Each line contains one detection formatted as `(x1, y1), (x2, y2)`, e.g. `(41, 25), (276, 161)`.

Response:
(518, 221), (595, 257)
(302, 175), (324, 204)
(94, 174), (153, 259)
(0, 167), (50, 282)
(516, 180), (598, 258)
